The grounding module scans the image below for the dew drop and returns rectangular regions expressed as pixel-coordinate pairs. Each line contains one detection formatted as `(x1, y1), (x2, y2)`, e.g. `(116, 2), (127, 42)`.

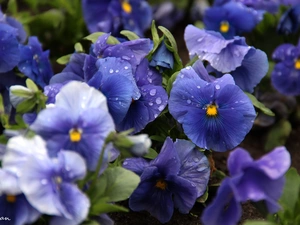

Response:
(193, 157), (200, 162)
(187, 99), (191, 104)
(158, 105), (165, 111)
(197, 85), (201, 89)
(186, 66), (191, 70)
(150, 89), (156, 96)
(116, 70), (119, 73)
(109, 69), (114, 73)
(156, 97), (162, 104)
(124, 66), (129, 70)
(215, 84), (220, 90)
(123, 161), (128, 165)
(149, 102), (153, 106)
(154, 114), (158, 118)
(197, 37), (203, 42)
(122, 56), (131, 60)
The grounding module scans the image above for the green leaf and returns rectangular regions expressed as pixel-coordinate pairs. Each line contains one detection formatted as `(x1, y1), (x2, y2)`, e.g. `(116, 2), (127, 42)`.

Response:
(245, 93), (275, 116)
(81, 220), (100, 225)
(166, 71), (179, 94)
(264, 119), (292, 151)
(31, 9), (64, 29)
(243, 221), (277, 225)
(194, 21), (205, 29)
(26, 79), (39, 92)
(10, 86), (34, 98)
(83, 32), (120, 44)
(0, 95), (4, 114)
(279, 168), (300, 216)
(158, 26), (178, 52)
(74, 42), (84, 52)
(56, 54), (72, 65)
(7, 0), (18, 15)
(197, 187), (208, 203)
(143, 147), (158, 159)
(120, 30), (140, 40)
(90, 202), (129, 215)
(149, 135), (165, 142)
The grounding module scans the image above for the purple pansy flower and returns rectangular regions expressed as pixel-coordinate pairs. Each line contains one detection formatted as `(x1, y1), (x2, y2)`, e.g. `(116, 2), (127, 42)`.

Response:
(18, 36), (53, 88)
(0, 8), (27, 43)
(0, 23), (20, 73)
(0, 169), (40, 225)
(30, 81), (115, 170)
(271, 42), (300, 96)
(82, 0), (152, 36)
(184, 25), (268, 93)
(201, 146), (291, 225)
(169, 60), (256, 152)
(123, 137), (210, 223)
(204, 1), (263, 39)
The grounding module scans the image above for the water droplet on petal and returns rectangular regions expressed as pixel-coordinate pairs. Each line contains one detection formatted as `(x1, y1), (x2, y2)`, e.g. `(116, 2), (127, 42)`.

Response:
(156, 97), (162, 104)
(197, 37), (203, 42)
(154, 114), (158, 118)
(158, 105), (165, 111)
(122, 56), (131, 60)
(150, 89), (156, 96)
(187, 99), (191, 104)
(197, 85), (201, 89)
(123, 161), (128, 165)
(193, 157), (199, 162)
(124, 66), (129, 70)
(109, 69), (114, 73)
(186, 66), (191, 70)
(215, 84), (220, 90)
(149, 102), (153, 106)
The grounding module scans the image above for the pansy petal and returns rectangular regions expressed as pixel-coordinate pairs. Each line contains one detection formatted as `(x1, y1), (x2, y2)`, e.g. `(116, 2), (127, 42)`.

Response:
(167, 175), (198, 213)
(174, 140), (210, 197)
(151, 137), (180, 176)
(123, 157), (150, 176)
(254, 146), (291, 179)
(272, 43), (295, 62)
(136, 58), (162, 86)
(230, 48), (268, 93)
(0, 169), (21, 195)
(201, 178), (242, 225)
(62, 53), (86, 76)
(228, 147), (253, 176)
(50, 72), (83, 84)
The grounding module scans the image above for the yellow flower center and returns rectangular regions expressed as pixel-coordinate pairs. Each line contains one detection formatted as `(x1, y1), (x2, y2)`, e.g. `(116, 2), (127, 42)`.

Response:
(122, 1), (132, 14)
(6, 195), (16, 203)
(206, 104), (218, 117)
(295, 59), (300, 69)
(69, 128), (82, 142)
(155, 179), (167, 190)
(220, 21), (230, 33)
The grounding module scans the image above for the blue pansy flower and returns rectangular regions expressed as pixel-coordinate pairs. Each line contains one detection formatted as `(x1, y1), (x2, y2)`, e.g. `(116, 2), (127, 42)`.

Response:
(277, 4), (300, 35)
(184, 25), (268, 93)
(169, 60), (256, 152)
(271, 42), (300, 95)
(18, 36), (53, 88)
(201, 146), (291, 225)
(0, 169), (40, 225)
(123, 137), (210, 223)
(2, 135), (90, 225)
(0, 23), (20, 73)
(204, 1), (263, 39)
(82, 0), (152, 36)
(30, 81), (115, 170)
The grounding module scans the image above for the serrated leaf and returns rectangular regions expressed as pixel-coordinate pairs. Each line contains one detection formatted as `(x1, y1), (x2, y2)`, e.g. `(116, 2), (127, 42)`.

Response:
(74, 42), (84, 52)
(83, 32), (120, 44)
(166, 71), (179, 94)
(245, 93), (275, 116)
(26, 79), (38, 92)
(120, 30), (139, 40)
(143, 147), (158, 159)
(56, 54), (72, 65)
(90, 202), (129, 215)
(264, 119), (292, 151)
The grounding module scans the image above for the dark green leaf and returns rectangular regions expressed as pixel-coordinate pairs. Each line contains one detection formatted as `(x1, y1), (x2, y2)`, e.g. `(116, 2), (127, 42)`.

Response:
(16, 98), (36, 113)
(197, 187), (208, 203)
(158, 26), (178, 52)
(7, 0), (18, 15)
(81, 220), (100, 225)
(243, 221), (277, 225)
(245, 93), (275, 116)
(31, 9), (64, 29)
(120, 30), (140, 40)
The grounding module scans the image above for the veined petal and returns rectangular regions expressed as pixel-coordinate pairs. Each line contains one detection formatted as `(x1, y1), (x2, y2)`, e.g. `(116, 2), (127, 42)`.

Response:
(123, 157), (150, 176)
